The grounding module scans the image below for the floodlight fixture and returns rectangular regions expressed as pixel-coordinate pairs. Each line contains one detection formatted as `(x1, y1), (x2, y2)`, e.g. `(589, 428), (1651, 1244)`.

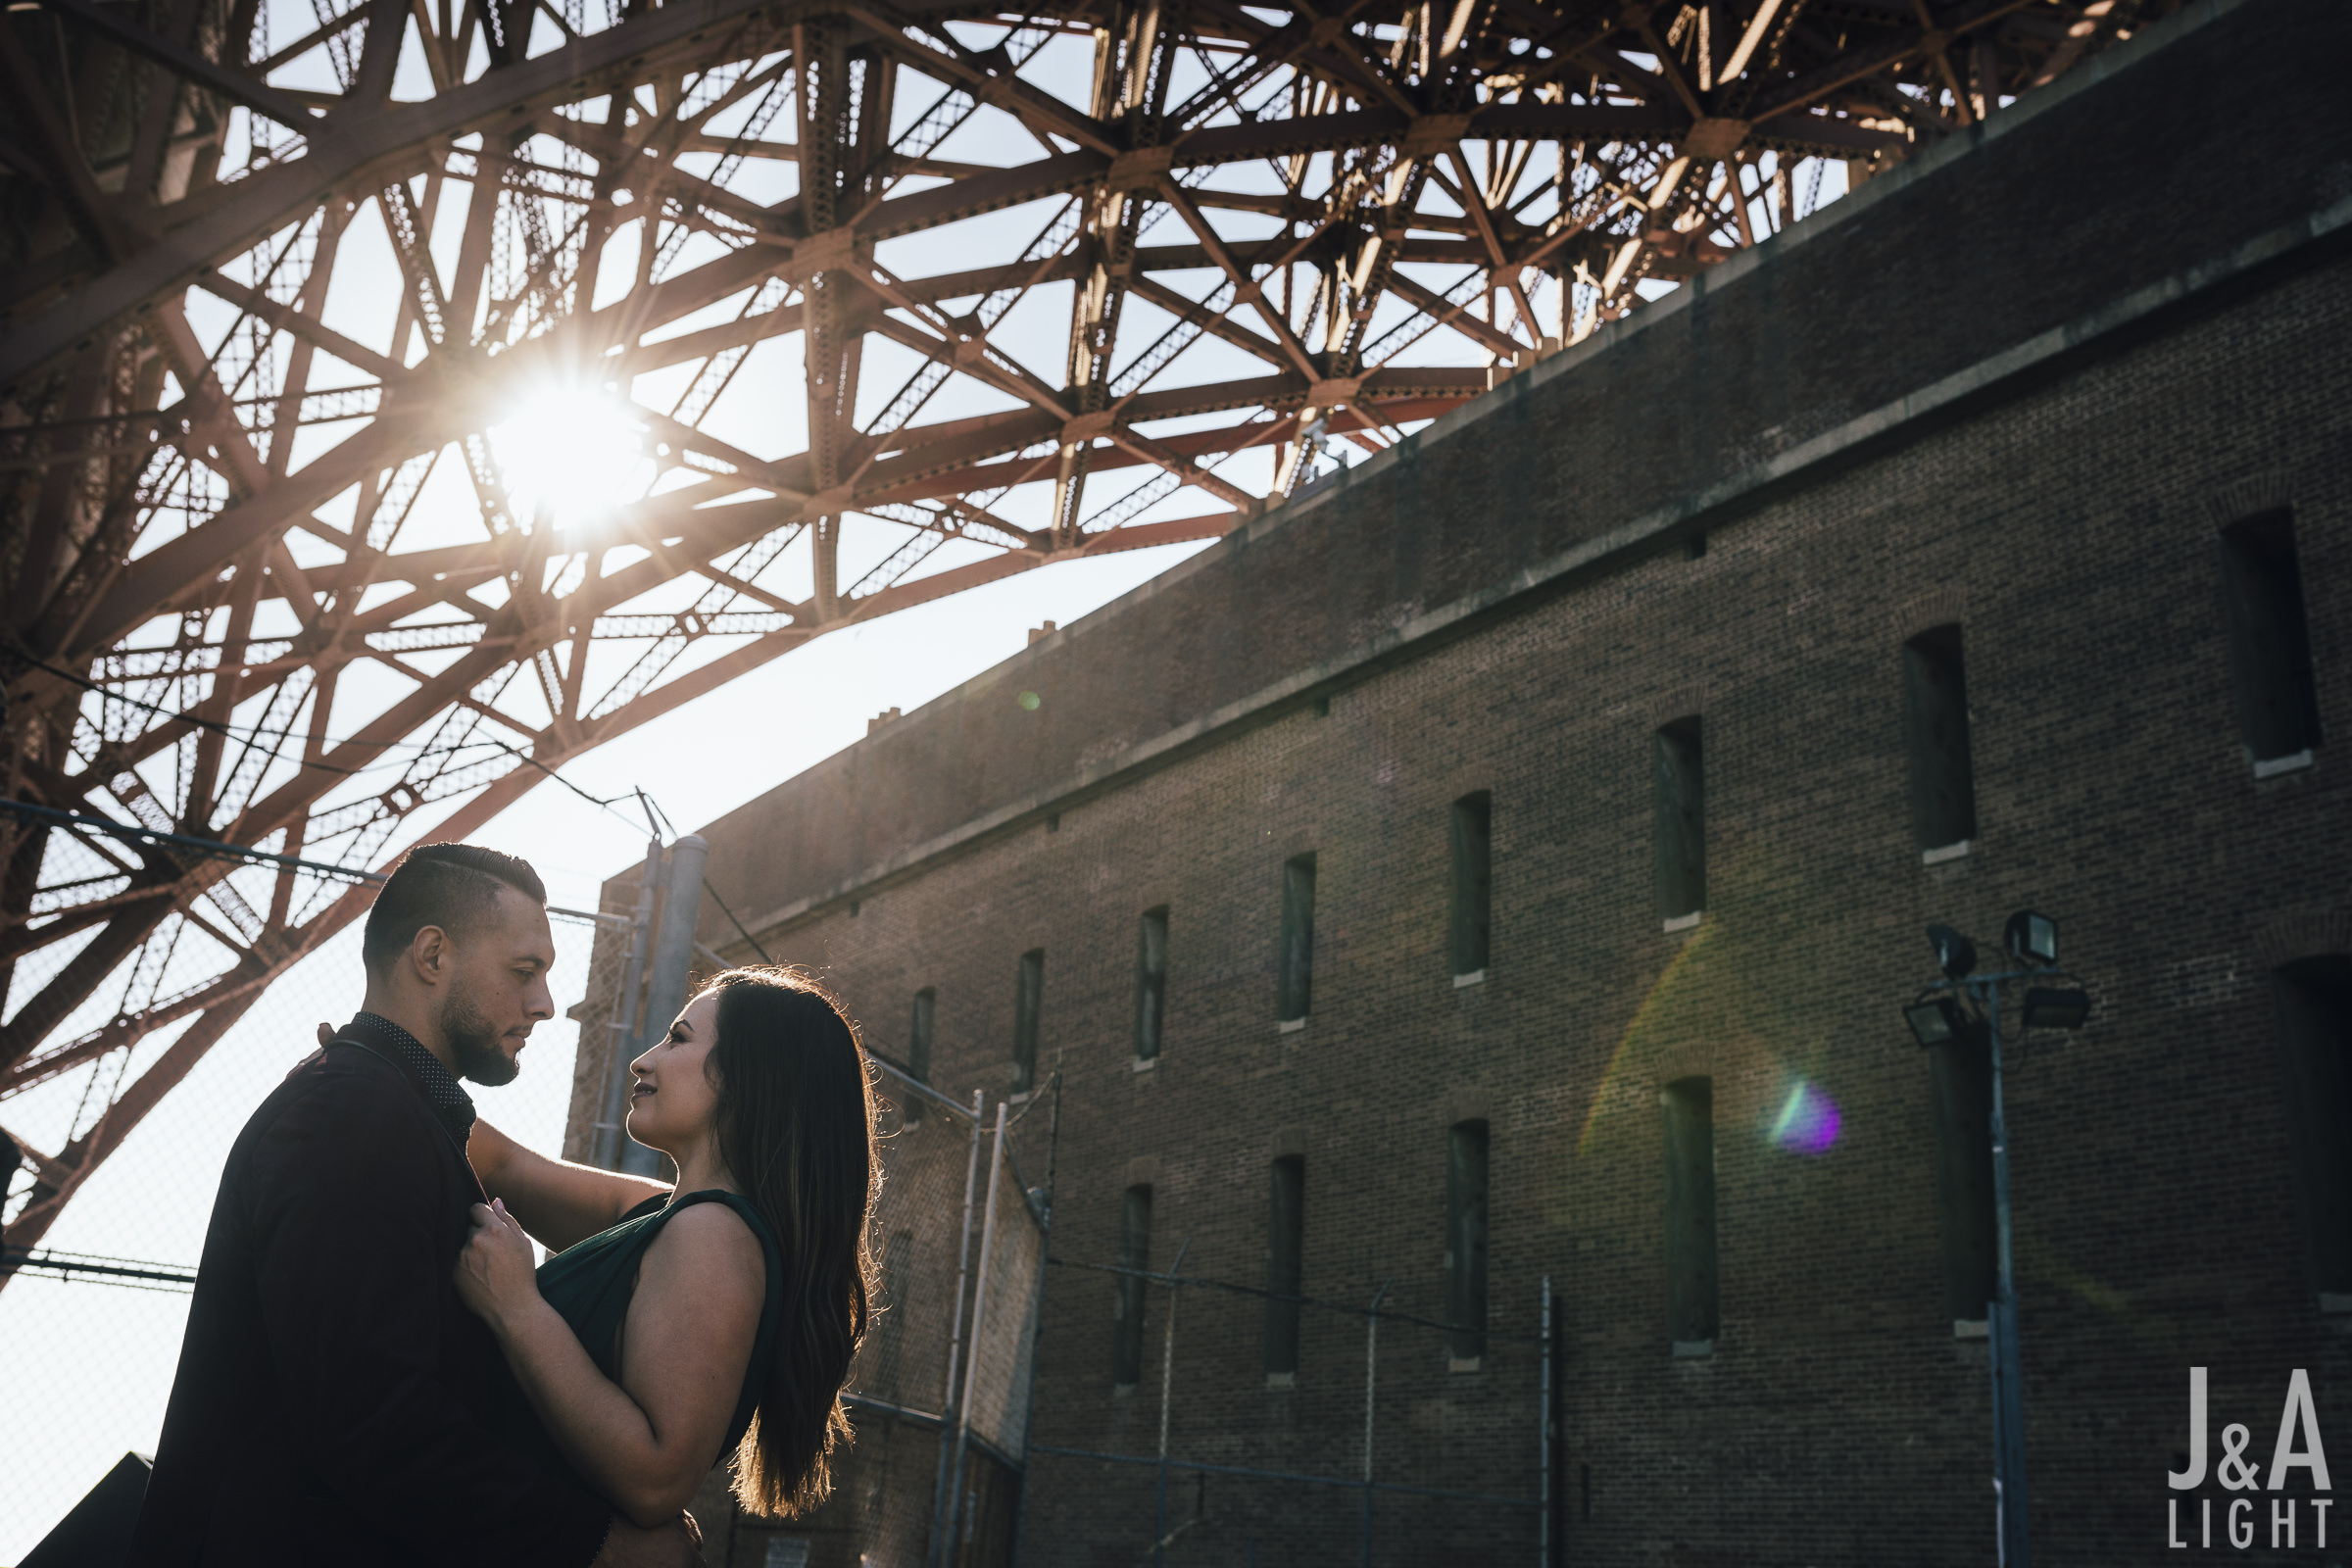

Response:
(1904, 995), (1968, 1048)
(2021, 986), (2091, 1030)
(2005, 910), (2059, 967)
(1927, 924), (1978, 980)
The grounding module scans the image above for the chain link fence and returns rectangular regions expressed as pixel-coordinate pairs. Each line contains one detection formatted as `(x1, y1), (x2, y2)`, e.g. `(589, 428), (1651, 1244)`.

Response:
(1017, 1258), (1552, 1568)
(639, 1065), (1051, 1568)
(0, 812), (632, 1562)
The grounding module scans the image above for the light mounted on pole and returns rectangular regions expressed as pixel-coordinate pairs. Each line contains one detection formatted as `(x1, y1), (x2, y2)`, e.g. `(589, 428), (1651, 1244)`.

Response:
(1927, 923), (1978, 979)
(2004, 909), (2060, 966)
(1904, 994), (1968, 1048)
(2021, 987), (2091, 1030)
(1897, 910), (2095, 1568)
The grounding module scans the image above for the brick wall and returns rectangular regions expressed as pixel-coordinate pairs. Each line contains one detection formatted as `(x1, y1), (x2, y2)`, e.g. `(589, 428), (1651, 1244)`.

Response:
(583, 3), (2352, 1560)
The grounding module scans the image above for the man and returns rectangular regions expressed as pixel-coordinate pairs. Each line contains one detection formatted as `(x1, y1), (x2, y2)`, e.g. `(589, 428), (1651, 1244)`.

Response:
(128, 843), (700, 1567)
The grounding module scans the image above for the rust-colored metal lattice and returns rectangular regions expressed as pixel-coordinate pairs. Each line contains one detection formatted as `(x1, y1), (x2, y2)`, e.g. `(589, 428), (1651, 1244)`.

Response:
(0, 0), (2162, 1255)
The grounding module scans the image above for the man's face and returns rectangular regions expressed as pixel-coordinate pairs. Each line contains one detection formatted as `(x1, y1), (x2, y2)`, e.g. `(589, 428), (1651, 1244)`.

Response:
(436, 885), (557, 1087)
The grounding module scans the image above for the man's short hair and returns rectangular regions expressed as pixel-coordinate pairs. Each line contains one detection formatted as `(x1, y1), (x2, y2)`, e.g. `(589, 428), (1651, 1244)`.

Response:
(362, 843), (548, 976)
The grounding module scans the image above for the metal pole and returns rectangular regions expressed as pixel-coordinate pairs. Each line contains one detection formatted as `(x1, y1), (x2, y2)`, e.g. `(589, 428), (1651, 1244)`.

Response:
(620, 834), (708, 1176)
(1361, 1278), (1392, 1568)
(1005, 1083), (1057, 1568)
(591, 838), (661, 1170)
(1540, 1276), (1551, 1568)
(1153, 1237), (1189, 1568)
(928, 1092), (988, 1568)
(1982, 981), (2031, 1567)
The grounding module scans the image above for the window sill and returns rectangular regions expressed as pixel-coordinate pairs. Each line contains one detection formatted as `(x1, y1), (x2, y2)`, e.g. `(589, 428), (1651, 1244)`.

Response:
(1671, 1339), (1714, 1358)
(1953, 1318), (1989, 1340)
(1277, 1017), (1307, 1034)
(1661, 911), (1702, 934)
(2319, 1293), (2352, 1316)
(1131, 1055), (1159, 1073)
(1921, 839), (1972, 866)
(1447, 1356), (1482, 1374)
(1452, 969), (1486, 989)
(2254, 749), (2316, 779)
(1264, 1371), (1297, 1390)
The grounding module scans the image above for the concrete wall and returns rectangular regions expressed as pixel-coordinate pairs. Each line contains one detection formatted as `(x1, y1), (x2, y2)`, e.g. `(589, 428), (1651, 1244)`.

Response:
(586, 3), (2352, 1560)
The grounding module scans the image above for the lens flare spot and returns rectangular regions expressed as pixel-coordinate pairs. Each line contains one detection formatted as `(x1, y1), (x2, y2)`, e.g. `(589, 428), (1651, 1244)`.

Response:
(489, 386), (649, 529)
(1769, 1080), (1840, 1155)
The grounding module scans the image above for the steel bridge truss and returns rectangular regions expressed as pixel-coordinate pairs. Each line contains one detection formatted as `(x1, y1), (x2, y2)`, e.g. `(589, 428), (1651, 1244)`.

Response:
(0, 0), (2162, 1256)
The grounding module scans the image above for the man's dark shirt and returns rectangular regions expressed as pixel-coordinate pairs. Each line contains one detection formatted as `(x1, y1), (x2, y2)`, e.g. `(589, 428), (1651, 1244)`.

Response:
(359, 1009), (476, 1148)
(126, 1013), (611, 1567)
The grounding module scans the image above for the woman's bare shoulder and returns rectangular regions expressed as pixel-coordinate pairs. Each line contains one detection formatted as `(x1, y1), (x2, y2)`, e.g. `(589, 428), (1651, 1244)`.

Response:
(641, 1198), (765, 1289)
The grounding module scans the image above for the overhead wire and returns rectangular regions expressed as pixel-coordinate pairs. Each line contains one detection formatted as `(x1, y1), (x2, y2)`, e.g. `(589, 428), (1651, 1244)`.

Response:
(23, 655), (513, 778)
(25, 663), (772, 977)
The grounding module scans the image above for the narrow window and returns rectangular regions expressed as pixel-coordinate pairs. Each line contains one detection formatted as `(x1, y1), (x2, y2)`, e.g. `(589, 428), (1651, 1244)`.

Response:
(1011, 950), (1044, 1095)
(1445, 1120), (1490, 1364)
(1449, 792), (1493, 976)
(1112, 1184), (1153, 1387)
(1653, 717), (1705, 922)
(1926, 1022), (1996, 1328)
(1903, 624), (1978, 852)
(2220, 510), (2323, 763)
(906, 988), (935, 1122)
(1279, 854), (1316, 1022)
(1661, 1077), (1718, 1351)
(1263, 1155), (1305, 1378)
(1134, 907), (1169, 1060)
(2268, 957), (2352, 1298)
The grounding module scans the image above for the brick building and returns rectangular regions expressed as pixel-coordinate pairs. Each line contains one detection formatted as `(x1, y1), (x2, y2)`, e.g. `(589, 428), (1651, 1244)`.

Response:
(575, 2), (2352, 1560)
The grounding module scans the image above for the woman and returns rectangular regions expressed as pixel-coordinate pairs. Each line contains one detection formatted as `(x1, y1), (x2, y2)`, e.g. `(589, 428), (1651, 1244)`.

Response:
(454, 965), (878, 1527)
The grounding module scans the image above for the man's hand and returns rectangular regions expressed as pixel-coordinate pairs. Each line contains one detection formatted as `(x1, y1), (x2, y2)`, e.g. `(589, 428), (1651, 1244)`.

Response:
(591, 1512), (704, 1568)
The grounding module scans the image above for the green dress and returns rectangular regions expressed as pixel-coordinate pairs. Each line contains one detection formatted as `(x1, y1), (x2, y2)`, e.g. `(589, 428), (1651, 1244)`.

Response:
(497, 1189), (785, 1505)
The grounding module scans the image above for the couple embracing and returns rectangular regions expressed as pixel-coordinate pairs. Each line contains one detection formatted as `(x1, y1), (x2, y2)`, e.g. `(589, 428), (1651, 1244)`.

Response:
(127, 843), (879, 1567)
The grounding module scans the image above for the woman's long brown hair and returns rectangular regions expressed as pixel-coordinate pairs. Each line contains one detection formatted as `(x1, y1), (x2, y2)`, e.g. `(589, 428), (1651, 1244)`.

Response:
(698, 966), (879, 1517)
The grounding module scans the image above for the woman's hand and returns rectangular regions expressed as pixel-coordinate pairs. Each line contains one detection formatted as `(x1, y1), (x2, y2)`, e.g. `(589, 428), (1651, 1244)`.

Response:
(454, 1197), (542, 1335)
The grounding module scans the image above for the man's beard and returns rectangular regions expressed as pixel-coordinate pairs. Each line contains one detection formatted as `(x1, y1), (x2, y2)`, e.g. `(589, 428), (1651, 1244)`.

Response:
(438, 982), (520, 1086)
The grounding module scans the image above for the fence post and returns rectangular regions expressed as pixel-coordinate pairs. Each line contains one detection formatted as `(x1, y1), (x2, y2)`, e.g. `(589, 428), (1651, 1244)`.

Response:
(928, 1091), (988, 1568)
(1006, 1079), (1056, 1568)
(1540, 1275), (1552, 1568)
(1361, 1277), (1392, 1568)
(1153, 1237), (1189, 1568)
(592, 837), (661, 1170)
(944, 1102), (1009, 1568)
(620, 834), (707, 1177)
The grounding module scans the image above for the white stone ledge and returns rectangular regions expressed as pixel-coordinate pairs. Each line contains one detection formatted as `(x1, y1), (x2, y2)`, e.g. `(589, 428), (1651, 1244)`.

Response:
(2253, 749), (2316, 779)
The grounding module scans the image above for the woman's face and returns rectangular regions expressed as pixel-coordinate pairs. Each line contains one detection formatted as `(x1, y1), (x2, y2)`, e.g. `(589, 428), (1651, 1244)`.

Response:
(626, 990), (723, 1154)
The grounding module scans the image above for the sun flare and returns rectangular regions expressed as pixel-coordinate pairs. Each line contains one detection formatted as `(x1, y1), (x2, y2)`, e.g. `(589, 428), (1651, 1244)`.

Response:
(488, 386), (651, 529)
